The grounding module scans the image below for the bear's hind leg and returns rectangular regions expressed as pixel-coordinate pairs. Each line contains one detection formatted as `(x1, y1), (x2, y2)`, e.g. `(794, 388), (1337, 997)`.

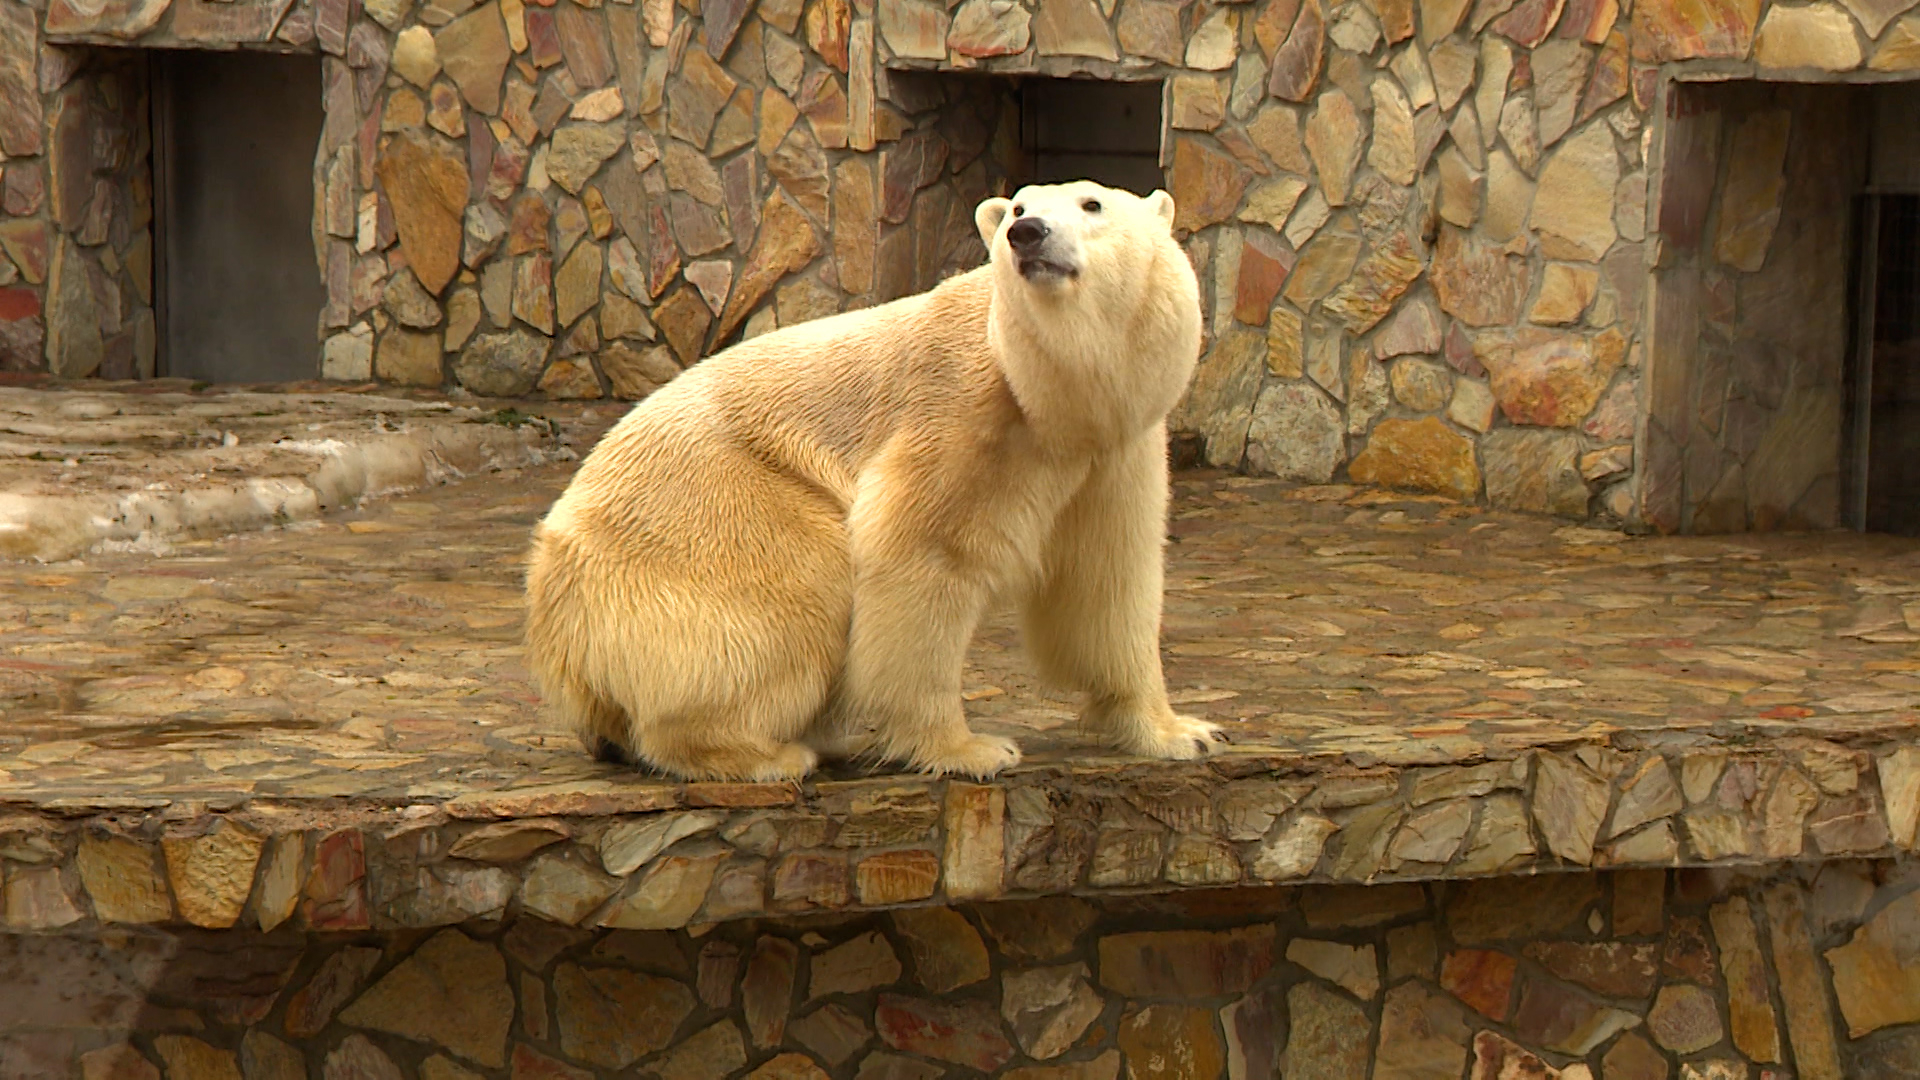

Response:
(547, 674), (635, 763)
(633, 726), (821, 782)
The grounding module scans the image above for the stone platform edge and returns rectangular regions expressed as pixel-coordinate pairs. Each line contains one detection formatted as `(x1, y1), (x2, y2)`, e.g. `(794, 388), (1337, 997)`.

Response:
(0, 415), (571, 562)
(3, 739), (1918, 935)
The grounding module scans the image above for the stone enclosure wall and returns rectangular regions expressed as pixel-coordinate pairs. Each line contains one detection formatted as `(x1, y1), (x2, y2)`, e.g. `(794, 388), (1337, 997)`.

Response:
(2, 0), (1920, 530)
(6, 863), (1920, 1080)
(0, 34), (154, 382)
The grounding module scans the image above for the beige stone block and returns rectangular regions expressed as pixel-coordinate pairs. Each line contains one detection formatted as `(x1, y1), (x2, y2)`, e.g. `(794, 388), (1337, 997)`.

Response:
(75, 833), (171, 924)
(1879, 747), (1920, 848)
(376, 328), (445, 386)
(1238, 177), (1309, 229)
(1579, 444), (1633, 482)
(1475, 37), (1512, 154)
(1250, 813), (1338, 879)
(537, 357), (604, 399)
(1386, 799), (1473, 869)
(1349, 416), (1481, 499)
(393, 26), (442, 87)
(1870, 14), (1920, 69)
(1709, 897), (1782, 1063)
(1755, 3), (1865, 70)
(1437, 147), (1482, 227)
(598, 849), (725, 928)
(1531, 264), (1599, 326)
(1247, 104), (1313, 174)
(1390, 43), (1436, 108)
(1448, 102), (1485, 168)
(1304, 89), (1366, 205)
(341, 931), (516, 1068)
(1267, 304), (1305, 377)
(893, 906), (990, 991)
(1186, 7), (1239, 68)
(161, 820), (265, 930)
(942, 783), (1004, 900)
(1767, 885), (1846, 1079)
(1484, 149), (1535, 243)
(1368, 77), (1418, 184)
(1843, 0), (1918, 35)
(1530, 124), (1618, 261)
(1389, 357), (1451, 411)
(153, 1038), (240, 1080)
(1169, 74), (1227, 131)
(1287, 939), (1380, 1000)
(1498, 92), (1540, 174)
(322, 325), (375, 381)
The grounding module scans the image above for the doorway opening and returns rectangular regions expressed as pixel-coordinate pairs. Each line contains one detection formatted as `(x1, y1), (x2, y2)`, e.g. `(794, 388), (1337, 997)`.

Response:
(1855, 193), (1920, 534)
(151, 50), (326, 383)
(1642, 80), (1920, 534)
(1015, 77), (1164, 195)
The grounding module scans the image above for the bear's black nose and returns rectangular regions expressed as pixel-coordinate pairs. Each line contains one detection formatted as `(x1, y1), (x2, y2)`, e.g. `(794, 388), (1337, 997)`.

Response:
(1007, 217), (1050, 251)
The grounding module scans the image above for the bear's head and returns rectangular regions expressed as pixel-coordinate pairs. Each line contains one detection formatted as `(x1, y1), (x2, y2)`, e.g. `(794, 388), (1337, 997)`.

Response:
(971, 181), (1201, 445)
(974, 181), (1179, 300)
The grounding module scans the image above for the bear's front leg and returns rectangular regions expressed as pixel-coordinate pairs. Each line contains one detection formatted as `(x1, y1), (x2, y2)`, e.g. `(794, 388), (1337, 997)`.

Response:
(1023, 430), (1226, 760)
(828, 486), (1023, 779)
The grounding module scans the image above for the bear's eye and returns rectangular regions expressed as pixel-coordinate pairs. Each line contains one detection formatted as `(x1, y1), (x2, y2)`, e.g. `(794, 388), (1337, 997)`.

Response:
(1012, 205), (1024, 216)
(1082, 199), (1102, 213)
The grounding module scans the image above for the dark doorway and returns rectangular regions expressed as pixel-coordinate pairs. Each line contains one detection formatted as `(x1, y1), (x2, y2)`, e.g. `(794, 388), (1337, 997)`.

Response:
(151, 51), (326, 383)
(1860, 194), (1920, 534)
(1017, 78), (1163, 196)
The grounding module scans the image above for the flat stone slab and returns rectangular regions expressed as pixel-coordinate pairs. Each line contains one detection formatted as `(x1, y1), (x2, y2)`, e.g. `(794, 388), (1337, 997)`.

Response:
(2, 427), (1920, 931)
(0, 382), (593, 561)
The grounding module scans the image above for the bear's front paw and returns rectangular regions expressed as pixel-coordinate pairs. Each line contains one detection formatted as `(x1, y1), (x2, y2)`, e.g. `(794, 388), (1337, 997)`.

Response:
(1119, 712), (1227, 760)
(916, 734), (1023, 779)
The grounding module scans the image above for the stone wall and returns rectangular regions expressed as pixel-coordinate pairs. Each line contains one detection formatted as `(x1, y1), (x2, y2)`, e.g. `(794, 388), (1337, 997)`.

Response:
(6, 0), (1920, 528)
(6, 863), (1920, 1079)
(0, 39), (154, 381)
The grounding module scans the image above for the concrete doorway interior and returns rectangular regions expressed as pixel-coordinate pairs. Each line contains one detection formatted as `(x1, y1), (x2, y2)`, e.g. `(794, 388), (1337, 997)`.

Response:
(1646, 80), (1920, 535)
(150, 50), (326, 384)
(1015, 77), (1164, 196)
(1859, 189), (1920, 535)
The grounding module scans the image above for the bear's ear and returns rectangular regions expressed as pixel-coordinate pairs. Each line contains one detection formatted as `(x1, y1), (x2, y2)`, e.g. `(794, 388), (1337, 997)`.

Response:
(1145, 190), (1177, 227)
(975, 197), (1013, 248)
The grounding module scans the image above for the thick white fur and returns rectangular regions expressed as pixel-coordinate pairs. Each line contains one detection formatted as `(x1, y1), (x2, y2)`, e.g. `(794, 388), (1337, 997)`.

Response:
(523, 181), (1219, 781)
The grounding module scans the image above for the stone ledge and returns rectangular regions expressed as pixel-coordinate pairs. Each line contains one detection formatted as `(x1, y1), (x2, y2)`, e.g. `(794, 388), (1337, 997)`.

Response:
(0, 385), (582, 561)
(4, 738), (1916, 933)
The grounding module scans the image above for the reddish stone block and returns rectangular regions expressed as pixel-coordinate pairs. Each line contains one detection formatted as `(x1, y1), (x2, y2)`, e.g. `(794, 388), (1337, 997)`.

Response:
(770, 852), (849, 911)
(1631, 0), (1758, 61)
(1441, 949), (1516, 1020)
(1234, 232), (1296, 325)
(302, 830), (369, 931)
(875, 994), (1015, 1072)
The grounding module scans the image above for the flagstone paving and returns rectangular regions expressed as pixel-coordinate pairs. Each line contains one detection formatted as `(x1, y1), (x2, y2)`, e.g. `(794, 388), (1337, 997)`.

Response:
(4, 460), (1919, 807)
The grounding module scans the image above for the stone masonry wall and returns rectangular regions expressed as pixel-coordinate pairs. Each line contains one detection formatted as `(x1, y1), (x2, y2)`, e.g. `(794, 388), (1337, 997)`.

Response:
(6, 863), (1920, 1079)
(7, 0), (1920, 529)
(0, 37), (155, 382)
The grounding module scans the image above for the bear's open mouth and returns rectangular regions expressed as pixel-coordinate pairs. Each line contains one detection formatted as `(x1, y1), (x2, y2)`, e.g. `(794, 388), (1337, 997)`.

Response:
(1017, 257), (1077, 281)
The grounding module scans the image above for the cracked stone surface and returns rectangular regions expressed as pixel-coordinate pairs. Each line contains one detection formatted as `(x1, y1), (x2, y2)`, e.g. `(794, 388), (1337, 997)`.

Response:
(0, 409), (1917, 934)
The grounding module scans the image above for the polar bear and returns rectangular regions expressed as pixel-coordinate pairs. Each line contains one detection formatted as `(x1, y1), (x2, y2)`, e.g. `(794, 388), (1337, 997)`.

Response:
(523, 180), (1220, 781)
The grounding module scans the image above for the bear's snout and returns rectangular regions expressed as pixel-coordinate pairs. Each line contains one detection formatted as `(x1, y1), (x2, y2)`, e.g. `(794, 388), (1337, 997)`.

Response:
(1007, 217), (1050, 251)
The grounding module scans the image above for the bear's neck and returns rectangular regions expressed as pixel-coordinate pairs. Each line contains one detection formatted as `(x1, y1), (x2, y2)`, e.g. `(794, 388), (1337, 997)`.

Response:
(988, 255), (1198, 453)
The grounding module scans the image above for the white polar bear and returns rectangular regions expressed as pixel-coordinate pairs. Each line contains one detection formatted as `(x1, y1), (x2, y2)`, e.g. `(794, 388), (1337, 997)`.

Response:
(523, 181), (1220, 781)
